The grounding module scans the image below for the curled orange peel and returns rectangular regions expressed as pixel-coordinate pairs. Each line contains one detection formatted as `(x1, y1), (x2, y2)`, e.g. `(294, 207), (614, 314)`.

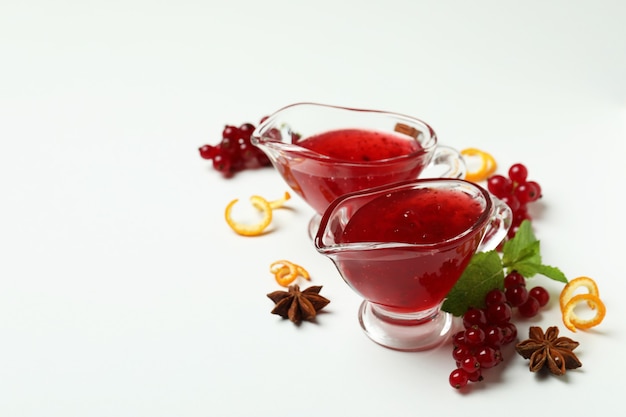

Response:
(560, 276), (606, 332)
(461, 148), (497, 182)
(270, 260), (311, 287)
(562, 294), (606, 332)
(295, 264), (310, 280)
(225, 195), (273, 236)
(559, 276), (599, 310)
(224, 191), (291, 236)
(267, 191), (291, 209)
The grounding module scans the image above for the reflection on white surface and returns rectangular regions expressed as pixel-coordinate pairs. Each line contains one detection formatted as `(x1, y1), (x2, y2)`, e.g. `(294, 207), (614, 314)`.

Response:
(0, 1), (625, 416)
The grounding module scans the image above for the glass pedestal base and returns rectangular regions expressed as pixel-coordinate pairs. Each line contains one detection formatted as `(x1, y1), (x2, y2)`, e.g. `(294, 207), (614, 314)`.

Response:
(358, 301), (454, 351)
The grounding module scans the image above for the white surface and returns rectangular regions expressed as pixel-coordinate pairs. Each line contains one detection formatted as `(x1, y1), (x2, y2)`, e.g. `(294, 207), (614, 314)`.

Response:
(1, 1), (625, 416)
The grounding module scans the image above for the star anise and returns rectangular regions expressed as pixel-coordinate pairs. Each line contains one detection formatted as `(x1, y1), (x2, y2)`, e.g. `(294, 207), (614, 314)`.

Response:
(515, 326), (582, 375)
(267, 284), (330, 324)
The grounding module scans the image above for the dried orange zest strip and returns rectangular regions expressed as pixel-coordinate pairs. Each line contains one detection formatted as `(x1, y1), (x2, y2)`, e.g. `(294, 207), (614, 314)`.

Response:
(562, 293), (606, 332)
(559, 276), (599, 310)
(296, 265), (310, 280)
(268, 191), (291, 209)
(461, 148), (497, 182)
(274, 266), (297, 286)
(270, 260), (311, 287)
(270, 260), (298, 286)
(250, 191), (291, 211)
(224, 195), (272, 236)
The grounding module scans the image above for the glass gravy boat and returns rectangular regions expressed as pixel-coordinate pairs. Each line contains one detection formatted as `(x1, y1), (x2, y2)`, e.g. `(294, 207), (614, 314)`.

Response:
(315, 178), (512, 351)
(251, 102), (466, 236)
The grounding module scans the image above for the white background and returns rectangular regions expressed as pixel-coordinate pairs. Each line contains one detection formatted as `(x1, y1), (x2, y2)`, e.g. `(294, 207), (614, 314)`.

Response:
(1, 1), (625, 416)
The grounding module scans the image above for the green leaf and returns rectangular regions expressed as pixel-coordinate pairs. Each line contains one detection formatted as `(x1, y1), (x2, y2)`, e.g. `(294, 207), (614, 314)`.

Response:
(513, 240), (541, 263)
(502, 220), (539, 269)
(533, 264), (568, 283)
(506, 261), (542, 277)
(441, 251), (504, 316)
(441, 219), (568, 317)
(506, 261), (568, 283)
(501, 220), (568, 283)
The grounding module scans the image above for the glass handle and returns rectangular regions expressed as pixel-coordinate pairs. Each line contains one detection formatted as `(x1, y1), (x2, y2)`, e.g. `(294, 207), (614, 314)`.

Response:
(428, 145), (467, 179)
(479, 196), (513, 252)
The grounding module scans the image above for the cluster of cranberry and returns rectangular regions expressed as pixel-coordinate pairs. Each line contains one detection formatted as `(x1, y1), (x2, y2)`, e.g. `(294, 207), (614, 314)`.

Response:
(449, 271), (550, 389)
(198, 120), (271, 177)
(486, 163), (541, 238)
